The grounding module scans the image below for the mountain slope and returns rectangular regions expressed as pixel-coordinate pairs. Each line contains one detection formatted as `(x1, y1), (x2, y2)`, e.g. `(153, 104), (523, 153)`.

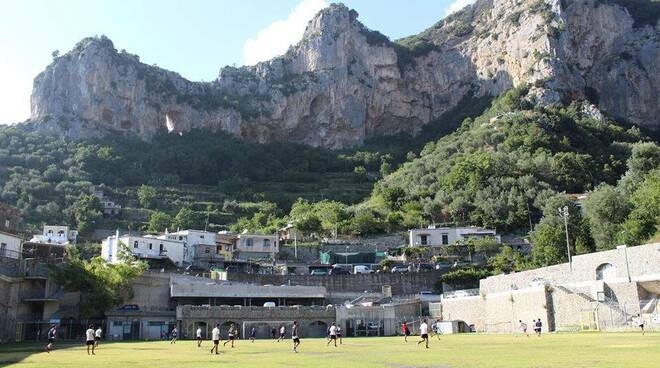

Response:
(369, 86), (648, 232)
(28, 0), (659, 148)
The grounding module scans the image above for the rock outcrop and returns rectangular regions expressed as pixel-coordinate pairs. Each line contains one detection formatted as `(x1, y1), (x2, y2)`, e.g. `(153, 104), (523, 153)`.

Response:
(29, 0), (659, 148)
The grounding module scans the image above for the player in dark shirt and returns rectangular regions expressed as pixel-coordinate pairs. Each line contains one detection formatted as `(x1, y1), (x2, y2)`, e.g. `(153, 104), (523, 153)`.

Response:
(292, 321), (301, 353)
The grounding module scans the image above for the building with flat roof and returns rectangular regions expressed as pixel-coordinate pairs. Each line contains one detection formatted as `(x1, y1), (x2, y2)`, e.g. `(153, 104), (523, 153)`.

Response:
(101, 234), (186, 266)
(30, 225), (77, 245)
(409, 226), (500, 248)
(235, 233), (279, 261)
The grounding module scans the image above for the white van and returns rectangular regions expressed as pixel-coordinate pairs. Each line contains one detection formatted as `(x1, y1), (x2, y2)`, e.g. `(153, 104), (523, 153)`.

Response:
(353, 265), (374, 274)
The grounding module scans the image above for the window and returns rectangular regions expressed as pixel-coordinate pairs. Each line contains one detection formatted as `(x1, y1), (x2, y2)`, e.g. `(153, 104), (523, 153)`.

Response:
(420, 235), (428, 245)
(441, 233), (449, 245)
(159, 244), (164, 252)
(200, 235), (205, 239)
(205, 247), (210, 254)
(4, 219), (9, 228)
(133, 241), (138, 249)
(179, 236), (183, 241)
(596, 263), (615, 280)
(263, 239), (270, 247)
(0, 243), (6, 256)
(246, 238), (253, 247)
(149, 243), (153, 250)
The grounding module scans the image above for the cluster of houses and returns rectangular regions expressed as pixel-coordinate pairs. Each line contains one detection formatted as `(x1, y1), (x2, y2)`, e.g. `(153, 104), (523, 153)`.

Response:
(101, 230), (280, 271)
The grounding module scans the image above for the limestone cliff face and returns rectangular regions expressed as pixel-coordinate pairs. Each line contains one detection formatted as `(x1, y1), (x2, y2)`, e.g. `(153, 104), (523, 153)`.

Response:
(30, 0), (659, 148)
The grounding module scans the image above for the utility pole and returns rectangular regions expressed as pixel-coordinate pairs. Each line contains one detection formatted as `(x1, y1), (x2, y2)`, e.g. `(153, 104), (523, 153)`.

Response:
(558, 206), (572, 271)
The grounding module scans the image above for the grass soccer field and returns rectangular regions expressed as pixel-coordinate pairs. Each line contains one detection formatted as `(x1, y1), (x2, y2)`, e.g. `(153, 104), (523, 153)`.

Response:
(1, 333), (658, 368)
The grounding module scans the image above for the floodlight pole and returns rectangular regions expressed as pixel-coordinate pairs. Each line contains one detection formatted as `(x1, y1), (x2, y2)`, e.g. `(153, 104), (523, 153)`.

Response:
(558, 206), (572, 271)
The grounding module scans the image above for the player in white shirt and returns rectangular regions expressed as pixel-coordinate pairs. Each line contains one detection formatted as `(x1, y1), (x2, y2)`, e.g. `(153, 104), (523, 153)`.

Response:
(326, 322), (338, 347)
(636, 313), (645, 335)
(85, 324), (96, 355)
(210, 324), (221, 354)
(417, 319), (429, 349)
(94, 327), (102, 348)
(170, 327), (178, 344)
(277, 325), (286, 342)
(44, 324), (57, 353)
(518, 320), (529, 337)
(196, 327), (203, 347)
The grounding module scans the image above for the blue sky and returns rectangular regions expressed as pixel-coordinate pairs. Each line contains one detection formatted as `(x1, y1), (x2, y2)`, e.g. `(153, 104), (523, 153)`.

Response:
(0, 0), (474, 124)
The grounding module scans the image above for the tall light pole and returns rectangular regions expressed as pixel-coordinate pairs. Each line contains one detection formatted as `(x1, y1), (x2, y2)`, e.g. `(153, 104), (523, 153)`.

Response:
(558, 206), (572, 271)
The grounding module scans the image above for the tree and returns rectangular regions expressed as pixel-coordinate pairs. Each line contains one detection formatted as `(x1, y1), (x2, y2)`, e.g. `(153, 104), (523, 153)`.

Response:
(172, 207), (199, 230)
(147, 211), (173, 233)
(314, 200), (348, 237)
(48, 244), (147, 318)
(488, 246), (528, 274)
(583, 184), (630, 250)
(71, 194), (103, 236)
(137, 185), (158, 209)
(619, 169), (660, 245)
(51, 50), (59, 59)
(380, 161), (392, 177)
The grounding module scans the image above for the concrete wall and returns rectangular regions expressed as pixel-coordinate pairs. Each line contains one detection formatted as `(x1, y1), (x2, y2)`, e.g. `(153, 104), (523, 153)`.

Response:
(126, 272), (173, 309)
(177, 305), (335, 339)
(226, 271), (443, 295)
(480, 243), (660, 294)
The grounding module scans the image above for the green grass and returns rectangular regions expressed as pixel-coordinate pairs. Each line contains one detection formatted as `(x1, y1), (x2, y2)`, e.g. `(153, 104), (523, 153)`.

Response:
(1, 333), (658, 367)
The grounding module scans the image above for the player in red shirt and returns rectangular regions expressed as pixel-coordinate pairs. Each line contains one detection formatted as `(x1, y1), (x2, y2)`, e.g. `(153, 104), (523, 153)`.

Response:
(402, 321), (411, 342)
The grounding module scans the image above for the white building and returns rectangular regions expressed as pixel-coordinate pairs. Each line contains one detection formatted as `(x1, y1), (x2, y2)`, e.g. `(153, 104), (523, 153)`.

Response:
(101, 234), (186, 266)
(29, 225), (78, 245)
(0, 231), (23, 259)
(158, 229), (217, 264)
(408, 226), (501, 248)
(235, 233), (279, 260)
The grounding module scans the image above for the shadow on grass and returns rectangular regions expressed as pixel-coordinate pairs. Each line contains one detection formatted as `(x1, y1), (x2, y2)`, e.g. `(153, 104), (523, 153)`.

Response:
(0, 341), (140, 367)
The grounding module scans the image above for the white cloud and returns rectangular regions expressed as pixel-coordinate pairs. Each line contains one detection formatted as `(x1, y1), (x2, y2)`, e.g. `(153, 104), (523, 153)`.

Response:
(445, 0), (476, 16)
(243, 0), (328, 65)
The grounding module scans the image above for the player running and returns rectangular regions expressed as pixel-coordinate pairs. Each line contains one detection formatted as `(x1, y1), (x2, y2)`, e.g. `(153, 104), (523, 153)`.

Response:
(337, 325), (343, 345)
(433, 319), (442, 340)
(94, 326), (102, 348)
(250, 326), (257, 342)
(277, 325), (286, 342)
(210, 324), (221, 354)
(292, 321), (301, 353)
(44, 324), (57, 353)
(170, 327), (178, 344)
(326, 322), (338, 347)
(85, 324), (96, 355)
(417, 319), (429, 349)
(534, 319), (542, 337)
(223, 323), (237, 348)
(519, 320), (529, 337)
(636, 314), (645, 335)
(402, 321), (411, 342)
(196, 326), (203, 347)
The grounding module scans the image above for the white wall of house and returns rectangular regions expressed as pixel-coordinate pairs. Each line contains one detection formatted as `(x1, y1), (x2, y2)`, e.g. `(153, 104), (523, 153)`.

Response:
(159, 230), (216, 264)
(30, 225), (77, 245)
(236, 234), (279, 255)
(0, 231), (22, 259)
(408, 227), (501, 247)
(102, 235), (185, 266)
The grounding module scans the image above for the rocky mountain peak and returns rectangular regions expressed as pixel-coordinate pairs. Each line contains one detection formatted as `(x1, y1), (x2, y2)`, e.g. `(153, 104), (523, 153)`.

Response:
(28, 0), (660, 148)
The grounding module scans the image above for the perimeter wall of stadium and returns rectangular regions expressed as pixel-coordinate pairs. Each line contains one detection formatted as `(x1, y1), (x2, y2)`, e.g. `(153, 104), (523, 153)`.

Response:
(435, 243), (660, 333)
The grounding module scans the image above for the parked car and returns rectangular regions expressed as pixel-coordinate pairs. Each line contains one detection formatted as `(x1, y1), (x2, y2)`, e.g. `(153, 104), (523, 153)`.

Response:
(310, 269), (328, 276)
(354, 265), (374, 274)
(416, 264), (435, 272)
(390, 266), (409, 273)
(329, 267), (350, 275)
(263, 301), (276, 307)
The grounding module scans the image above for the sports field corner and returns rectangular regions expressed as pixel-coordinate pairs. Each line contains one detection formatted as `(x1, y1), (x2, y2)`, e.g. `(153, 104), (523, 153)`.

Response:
(1, 332), (658, 368)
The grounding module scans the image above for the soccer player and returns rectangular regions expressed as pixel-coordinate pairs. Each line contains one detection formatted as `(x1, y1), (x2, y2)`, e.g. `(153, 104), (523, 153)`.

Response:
(210, 324), (221, 354)
(402, 321), (410, 342)
(417, 319), (429, 349)
(336, 325), (343, 345)
(277, 325), (286, 342)
(292, 321), (301, 353)
(636, 313), (645, 335)
(534, 319), (542, 337)
(326, 322), (338, 347)
(223, 323), (237, 348)
(85, 324), (96, 355)
(519, 320), (529, 337)
(170, 327), (178, 344)
(434, 319), (442, 340)
(196, 326), (203, 347)
(94, 326), (102, 348)
(250, 327), (256, 343)
(44, 324), (57, 353)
